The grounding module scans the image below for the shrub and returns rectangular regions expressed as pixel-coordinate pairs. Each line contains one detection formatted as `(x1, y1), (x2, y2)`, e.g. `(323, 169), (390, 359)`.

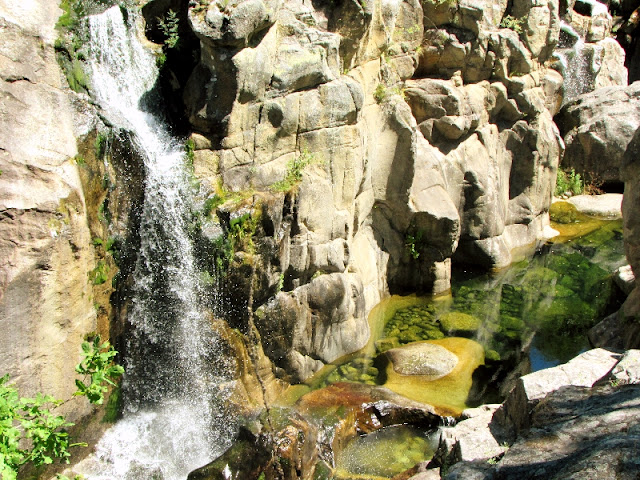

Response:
(555, 168), (584, 196)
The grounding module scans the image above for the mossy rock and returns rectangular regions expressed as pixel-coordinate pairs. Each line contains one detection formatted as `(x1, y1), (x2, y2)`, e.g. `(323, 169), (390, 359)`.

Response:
(439, 312), (481, 335)
(397, 326), (425, 343)
(538, 297), (597, 334)
(550, 201), (578, 224)
(376, 337), (401, 353)
(500, 315), (525, 333)
(485, 349), (501, 362)
(422, 325), (445, 340)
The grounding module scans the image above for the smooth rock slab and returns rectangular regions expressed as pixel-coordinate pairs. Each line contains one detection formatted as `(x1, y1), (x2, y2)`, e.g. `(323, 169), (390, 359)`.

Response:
(437, 404), (508, 464)
(608, 349), (640, 385)
(385, 342), (459, 378)
(567, 193), (622, 218)
(500, 348), (621, 433)
(497, 383), (640, 480)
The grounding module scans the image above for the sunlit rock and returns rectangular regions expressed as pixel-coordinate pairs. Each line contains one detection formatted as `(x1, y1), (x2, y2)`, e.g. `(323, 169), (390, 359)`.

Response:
(385, 342), (459, 378)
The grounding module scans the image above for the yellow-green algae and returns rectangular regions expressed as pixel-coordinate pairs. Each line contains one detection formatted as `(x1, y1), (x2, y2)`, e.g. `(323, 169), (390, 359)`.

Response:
(293, 213), (624, 414)
(383, 338), (485, 416)
(335, 425), (437, 479)
(550, 201), (623, 246)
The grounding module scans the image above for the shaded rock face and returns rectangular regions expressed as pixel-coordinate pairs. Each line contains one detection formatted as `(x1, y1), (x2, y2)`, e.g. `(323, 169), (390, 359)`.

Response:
(0, 0), (99, 420)
(176, 0), (580, 380)
(612, 125), (640, 348)
(435, 349), (640, 480)
(557, 82), (640, 186)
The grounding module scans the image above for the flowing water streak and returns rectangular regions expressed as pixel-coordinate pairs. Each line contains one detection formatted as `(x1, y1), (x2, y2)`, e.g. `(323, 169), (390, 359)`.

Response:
(555, 21), (604, 105)
(82, 7), (233, 479)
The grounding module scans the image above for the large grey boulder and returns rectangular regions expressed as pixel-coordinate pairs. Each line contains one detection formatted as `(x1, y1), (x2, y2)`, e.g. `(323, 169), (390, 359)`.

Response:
(188, 0), (282, 48)
(490, 383), (640, 480)
(254, 273), (369, 381)
(557, 82), (640, 184)
(499, 348), (620, 434)
(436, 349), (640, 480)
(385, 342), (458, 378)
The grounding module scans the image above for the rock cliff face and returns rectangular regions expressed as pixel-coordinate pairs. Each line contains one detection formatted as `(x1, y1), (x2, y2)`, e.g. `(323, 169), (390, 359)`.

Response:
(179, 0), (569, 380)
(0, 0), (99, 419)
(0, 0), (633, 415)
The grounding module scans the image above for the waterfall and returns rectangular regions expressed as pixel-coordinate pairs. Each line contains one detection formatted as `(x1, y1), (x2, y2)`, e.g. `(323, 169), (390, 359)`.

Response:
(79, 6), (235, 479)
(554, 21), (604, 105)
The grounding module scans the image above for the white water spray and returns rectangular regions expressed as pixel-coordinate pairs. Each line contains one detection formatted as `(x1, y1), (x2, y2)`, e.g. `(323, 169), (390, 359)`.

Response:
(78, 7), (234, 479)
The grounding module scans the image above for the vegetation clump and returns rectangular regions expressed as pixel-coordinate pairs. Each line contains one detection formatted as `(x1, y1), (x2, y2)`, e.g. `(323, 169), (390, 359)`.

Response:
(555, 168), (584, 196)
(55, 0), (91, 93)
(271, 149), (317, 193)
(89, 260), (109, 285)
(374, 83), (405, 104)
(155, 9), (180, 67)
(0, 336), (123, 480)
(500, 15), (525, 34)
(405, 230), (424, 260)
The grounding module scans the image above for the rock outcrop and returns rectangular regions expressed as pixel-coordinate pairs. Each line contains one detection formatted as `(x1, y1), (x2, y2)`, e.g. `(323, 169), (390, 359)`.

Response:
(431, 349), (640, 480)
(0, 0), (98, 420)
(179, 0), (574, 381)
(557, 81), (640, 186)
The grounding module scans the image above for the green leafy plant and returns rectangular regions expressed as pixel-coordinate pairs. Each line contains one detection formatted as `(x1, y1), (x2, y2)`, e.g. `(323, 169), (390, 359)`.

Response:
(0, 336), (122, 479)
(270, 149), (316, 193)
(555, 168), (584, 196)
(55, 0), (85, 31)
(89, 260), (109, 285)
(0, 377), (81, 478)
(228, 212), (260, 255)
(74, 336), (124, 405)
(405, 230), (424, 260)
(500, 15), (524, 34)
(158, 10), (180, 50)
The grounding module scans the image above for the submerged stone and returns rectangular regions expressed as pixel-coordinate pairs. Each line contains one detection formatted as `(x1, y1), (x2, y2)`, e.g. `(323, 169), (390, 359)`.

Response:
(383, 338), (485, 416)
(439, 312), (481, 335)
(385, 342), (459, 378)
(550, 201), (579, 224)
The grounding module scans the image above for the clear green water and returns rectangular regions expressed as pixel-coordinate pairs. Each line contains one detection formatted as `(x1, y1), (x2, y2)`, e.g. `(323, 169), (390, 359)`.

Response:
(335, 425), (438, 479)
(308, 217), (625, 408)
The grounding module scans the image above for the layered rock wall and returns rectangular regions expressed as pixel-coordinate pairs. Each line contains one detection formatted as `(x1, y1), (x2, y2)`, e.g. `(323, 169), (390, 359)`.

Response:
(180, 0), (569, 380)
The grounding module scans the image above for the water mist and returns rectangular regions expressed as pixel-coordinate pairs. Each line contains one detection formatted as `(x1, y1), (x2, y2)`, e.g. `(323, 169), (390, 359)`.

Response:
(77, 6), (235, 479)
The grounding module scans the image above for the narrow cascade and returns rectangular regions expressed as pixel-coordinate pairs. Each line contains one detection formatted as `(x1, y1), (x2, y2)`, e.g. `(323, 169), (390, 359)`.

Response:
(555, 21), (602, 104)
(81, 6), (234, 479)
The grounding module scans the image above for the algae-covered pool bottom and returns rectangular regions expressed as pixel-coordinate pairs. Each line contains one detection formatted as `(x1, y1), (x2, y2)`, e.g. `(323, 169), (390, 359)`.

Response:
(383, 337), (484, 415)
(304, 217), (625, 412)
(334, 425), (438, 479)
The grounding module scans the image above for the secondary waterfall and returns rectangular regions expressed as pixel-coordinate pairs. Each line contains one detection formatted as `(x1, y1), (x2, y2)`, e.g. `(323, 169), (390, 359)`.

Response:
(79, 6), (234, 479)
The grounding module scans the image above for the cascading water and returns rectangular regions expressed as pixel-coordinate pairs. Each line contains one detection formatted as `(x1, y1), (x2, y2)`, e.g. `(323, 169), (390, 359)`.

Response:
(78, 6), (235, 479)
(554, 22), (600, 104)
